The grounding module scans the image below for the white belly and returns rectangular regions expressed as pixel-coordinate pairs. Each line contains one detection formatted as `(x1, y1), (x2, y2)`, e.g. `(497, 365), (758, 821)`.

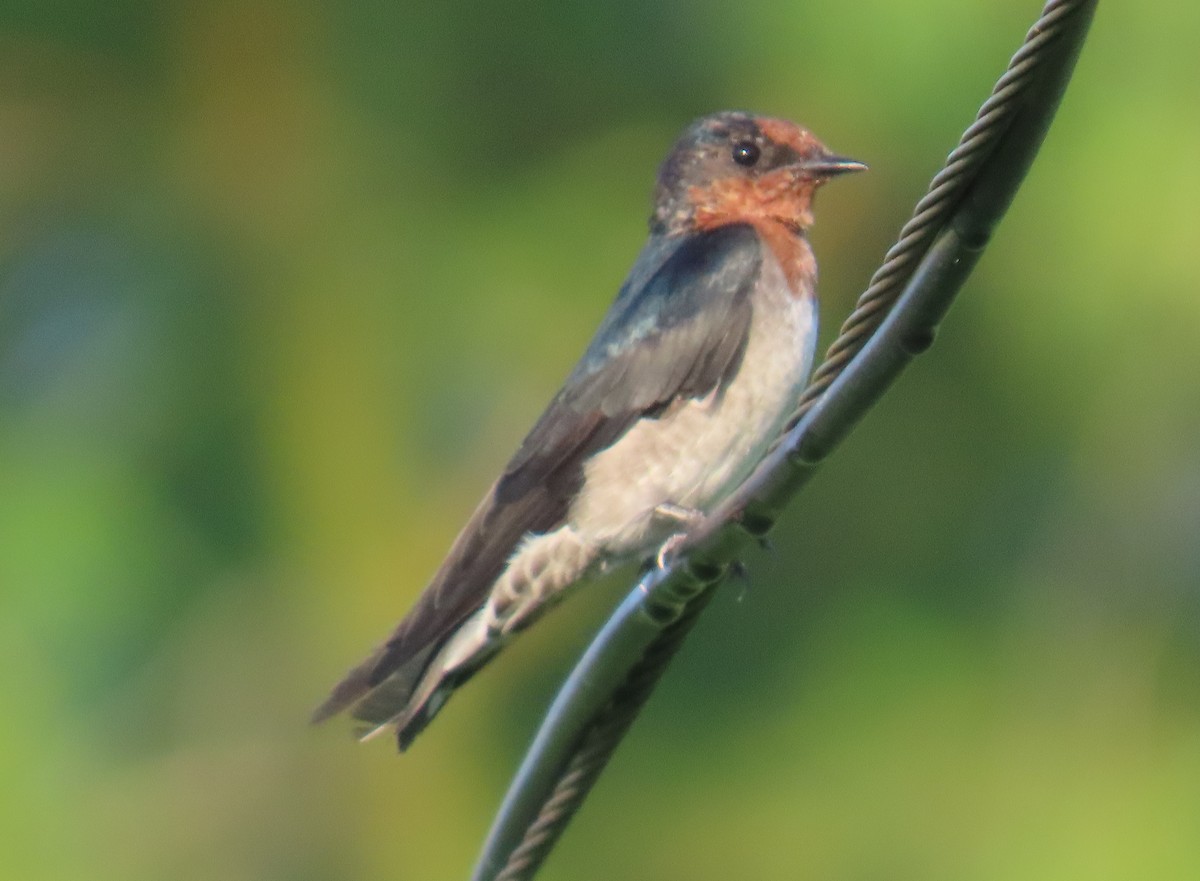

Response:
(567, 253), (817, 557)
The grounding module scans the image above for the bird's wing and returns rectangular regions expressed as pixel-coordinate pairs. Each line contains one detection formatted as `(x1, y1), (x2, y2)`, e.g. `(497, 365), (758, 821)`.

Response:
(312, 223), (763, 724)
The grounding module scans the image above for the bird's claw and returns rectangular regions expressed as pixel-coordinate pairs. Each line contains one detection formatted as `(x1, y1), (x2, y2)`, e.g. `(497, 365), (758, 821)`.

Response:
(653, 503), (705, 570)
(656, 532), (689, 570)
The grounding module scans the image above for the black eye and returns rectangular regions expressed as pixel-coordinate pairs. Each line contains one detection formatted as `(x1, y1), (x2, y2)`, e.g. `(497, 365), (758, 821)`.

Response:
(732, 140), (760, 167)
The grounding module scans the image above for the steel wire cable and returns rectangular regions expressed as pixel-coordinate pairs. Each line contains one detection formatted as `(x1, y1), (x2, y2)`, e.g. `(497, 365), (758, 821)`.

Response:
(493, 589), (717, 881)
(788, 0), (1083, 430)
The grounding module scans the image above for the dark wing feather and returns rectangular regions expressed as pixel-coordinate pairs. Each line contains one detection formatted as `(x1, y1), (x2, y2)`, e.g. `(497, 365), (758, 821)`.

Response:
(312, 223), (763, 724)
(499, 222), (763, 500)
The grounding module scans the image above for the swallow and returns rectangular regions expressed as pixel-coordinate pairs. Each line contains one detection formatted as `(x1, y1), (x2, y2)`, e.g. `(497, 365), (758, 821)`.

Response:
(313, 110), (865, 750)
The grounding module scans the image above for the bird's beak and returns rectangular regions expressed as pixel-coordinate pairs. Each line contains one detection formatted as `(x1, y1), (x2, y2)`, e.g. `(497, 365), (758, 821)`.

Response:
(799, 155), (868, 178)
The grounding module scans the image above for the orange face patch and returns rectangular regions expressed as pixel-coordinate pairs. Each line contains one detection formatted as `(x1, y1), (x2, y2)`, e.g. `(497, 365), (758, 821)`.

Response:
(688, 168), (816, 234)
(688, 169), (817, 293)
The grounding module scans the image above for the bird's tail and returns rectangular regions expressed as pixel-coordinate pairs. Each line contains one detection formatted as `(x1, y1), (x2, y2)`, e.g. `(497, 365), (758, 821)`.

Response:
(312, 606), (504, 750)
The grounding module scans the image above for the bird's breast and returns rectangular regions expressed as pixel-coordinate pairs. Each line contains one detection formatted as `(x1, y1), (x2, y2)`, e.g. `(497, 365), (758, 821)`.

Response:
(568, 241), (818, 555)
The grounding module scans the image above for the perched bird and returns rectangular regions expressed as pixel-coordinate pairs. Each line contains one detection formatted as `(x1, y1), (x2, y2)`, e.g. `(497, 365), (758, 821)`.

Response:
(314, 111), (865, 750)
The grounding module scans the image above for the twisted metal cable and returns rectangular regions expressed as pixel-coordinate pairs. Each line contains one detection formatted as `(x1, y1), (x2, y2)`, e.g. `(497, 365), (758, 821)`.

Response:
(481, 2), (1092, 878)
(493, 588), (716, 881)
(787, 0), (1084, 432)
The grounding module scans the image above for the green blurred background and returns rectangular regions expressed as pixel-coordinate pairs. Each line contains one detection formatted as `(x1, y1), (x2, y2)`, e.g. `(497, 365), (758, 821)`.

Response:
(2, 1), (1198, 879)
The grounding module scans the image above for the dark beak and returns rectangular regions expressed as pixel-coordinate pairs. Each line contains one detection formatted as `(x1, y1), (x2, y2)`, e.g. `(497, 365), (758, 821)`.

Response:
(800, 155), (868, 178)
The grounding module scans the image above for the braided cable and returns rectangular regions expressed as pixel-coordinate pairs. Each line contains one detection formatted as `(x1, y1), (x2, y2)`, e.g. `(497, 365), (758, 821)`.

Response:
(788, 0), (1083, 430)
(492, 588), (716, 881)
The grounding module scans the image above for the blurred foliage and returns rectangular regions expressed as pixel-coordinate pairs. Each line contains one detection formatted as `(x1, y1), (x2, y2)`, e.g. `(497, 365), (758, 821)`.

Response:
(1, 1), (1198, 879)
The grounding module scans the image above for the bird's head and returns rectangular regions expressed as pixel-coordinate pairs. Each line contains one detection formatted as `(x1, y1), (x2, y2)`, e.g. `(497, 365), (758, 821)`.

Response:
(652, 111), (865, 235)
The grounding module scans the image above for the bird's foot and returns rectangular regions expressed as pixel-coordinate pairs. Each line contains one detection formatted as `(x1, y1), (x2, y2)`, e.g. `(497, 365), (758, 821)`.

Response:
(655, 532), (690, 570)
(652, 503), (706, 570)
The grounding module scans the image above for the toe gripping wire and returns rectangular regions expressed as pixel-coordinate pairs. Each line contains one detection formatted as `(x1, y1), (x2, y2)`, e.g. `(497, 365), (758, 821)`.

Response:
(471, 2), (1097, 880)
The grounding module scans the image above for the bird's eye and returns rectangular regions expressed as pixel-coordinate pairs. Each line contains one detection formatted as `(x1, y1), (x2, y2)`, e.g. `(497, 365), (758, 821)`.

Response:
(731, 140), (761, 167)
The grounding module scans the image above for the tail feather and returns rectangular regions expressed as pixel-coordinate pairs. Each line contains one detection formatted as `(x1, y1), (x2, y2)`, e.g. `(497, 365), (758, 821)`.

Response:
(347, 644), (437, 726)
(312, 606), (503, 750)
(310, 642), (436, 727)
(309, 656), (377, 725)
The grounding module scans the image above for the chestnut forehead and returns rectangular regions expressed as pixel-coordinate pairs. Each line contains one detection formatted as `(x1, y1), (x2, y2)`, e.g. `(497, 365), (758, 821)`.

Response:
(756, 117), (819, 154)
